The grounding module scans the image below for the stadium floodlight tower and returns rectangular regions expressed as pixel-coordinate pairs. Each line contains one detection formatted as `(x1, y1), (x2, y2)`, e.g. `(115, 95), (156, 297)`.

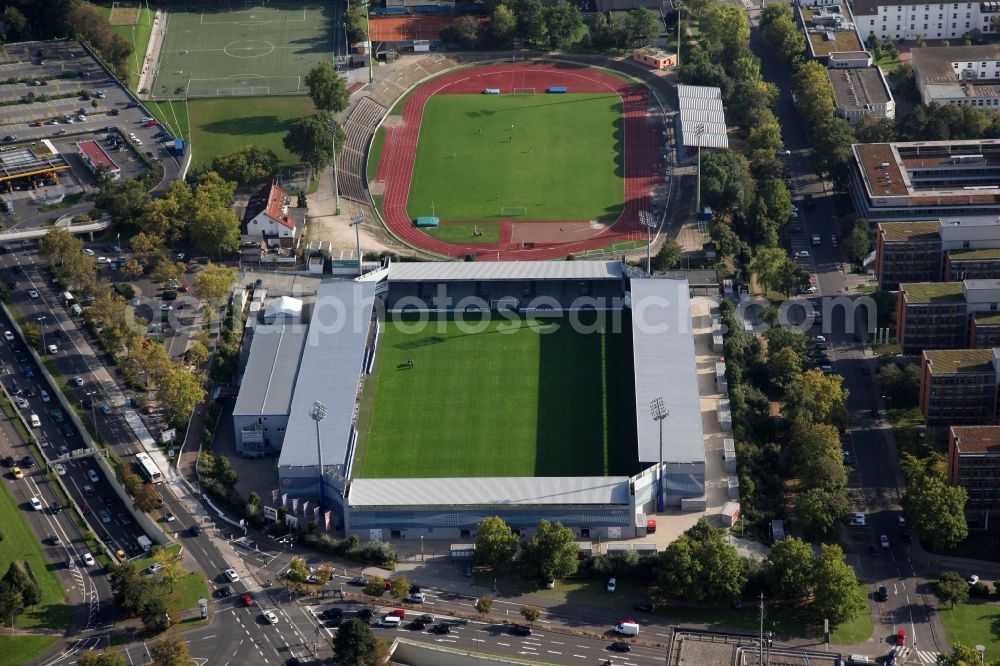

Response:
(695, 123), (706, 216)
(311, 401), (328, 516)
(327, 121), (340, 212)
(650, 396), (668, 512)
(639, 211), (655, 275)
(349, 214), (364, 277)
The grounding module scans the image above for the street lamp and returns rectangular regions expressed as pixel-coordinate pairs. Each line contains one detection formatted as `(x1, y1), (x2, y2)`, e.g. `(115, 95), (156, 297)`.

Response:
(639, 210), (655, 275)
(674, 0), (684, 68)
(349, 214), (364, 277)
(310, 401), (327, 519)
(976, 645), (986, 664)
(36, 315), (45, 352)
(85, 390), (97, 427)
(650, 397), (668, 512)
(695, 123), (706, 218)
(363, 0), (374, 84)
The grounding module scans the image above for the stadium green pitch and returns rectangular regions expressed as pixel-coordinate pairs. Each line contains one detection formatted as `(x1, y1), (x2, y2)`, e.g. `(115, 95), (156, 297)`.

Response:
(406, 94), (625, 223)
(353, 314), (638, 479)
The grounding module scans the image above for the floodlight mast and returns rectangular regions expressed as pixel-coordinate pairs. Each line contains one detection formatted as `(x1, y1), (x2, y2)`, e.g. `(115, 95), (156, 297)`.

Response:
(650, 397), (668, 512)
(311, 401), (328, 517)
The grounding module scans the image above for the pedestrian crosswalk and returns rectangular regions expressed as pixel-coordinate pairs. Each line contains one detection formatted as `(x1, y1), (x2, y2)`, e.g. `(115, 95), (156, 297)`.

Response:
(893, 646), (940, 664)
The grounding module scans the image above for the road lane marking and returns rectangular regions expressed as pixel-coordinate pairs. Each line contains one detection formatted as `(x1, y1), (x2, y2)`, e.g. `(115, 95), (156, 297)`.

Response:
(548, 651), (562, 655)
(574, 655), (588, 659)
(497, 642), (510, 647)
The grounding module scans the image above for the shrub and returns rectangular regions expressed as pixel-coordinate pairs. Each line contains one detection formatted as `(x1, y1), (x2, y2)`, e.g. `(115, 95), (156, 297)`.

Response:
(358, 541), (397, 568)
(970, 581), (991, 598)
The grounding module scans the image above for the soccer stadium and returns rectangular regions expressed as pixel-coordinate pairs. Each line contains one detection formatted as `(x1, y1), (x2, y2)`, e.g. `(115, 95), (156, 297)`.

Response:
(238, 261), (708, 540)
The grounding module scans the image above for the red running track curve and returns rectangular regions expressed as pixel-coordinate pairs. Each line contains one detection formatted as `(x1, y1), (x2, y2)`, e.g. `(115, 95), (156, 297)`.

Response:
(374, 62), (661, 260)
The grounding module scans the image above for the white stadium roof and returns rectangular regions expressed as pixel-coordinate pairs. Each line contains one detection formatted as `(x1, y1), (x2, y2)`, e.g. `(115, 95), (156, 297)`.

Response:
(677, 84), (729, 150)
(348, 476), (631, 507)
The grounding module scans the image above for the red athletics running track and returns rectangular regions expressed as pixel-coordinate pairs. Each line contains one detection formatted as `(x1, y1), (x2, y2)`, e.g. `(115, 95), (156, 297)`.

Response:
(374, 62), (661, 260)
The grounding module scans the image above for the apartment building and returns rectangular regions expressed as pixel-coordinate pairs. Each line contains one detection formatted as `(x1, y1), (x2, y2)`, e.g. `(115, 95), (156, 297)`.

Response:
(920, 348), (1000, 425)
(850, 140), (1000, 220)
(948, 425), (1000, 522)
(827, 66), (896, 124)
(850, 0), (998, 41)
(875, 217), (1000, 288)
(896, 279), (1000, 352)
(796, 0), (866, 62)
(912, 44), (1000, 107)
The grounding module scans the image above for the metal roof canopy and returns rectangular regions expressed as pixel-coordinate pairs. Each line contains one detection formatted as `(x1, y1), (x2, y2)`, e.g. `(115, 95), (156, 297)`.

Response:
(232, 325), (308, 418)
(347, 476), (632, 507)
(629, 278), (705, 466)
(677, 84), (729, 150)
(277, 281), (377, 470)
(0, 143), (71, 182)
(387, 260), (623, 282)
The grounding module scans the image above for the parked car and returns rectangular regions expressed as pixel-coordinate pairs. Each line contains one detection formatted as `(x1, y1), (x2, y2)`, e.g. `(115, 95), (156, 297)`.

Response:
(224, 568), (240, 583)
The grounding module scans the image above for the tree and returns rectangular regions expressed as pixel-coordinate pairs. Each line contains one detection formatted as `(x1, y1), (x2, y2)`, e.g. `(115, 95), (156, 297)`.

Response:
(766, 537), (815, 600)
(108, 562), (150, 618)
(796, 486), (850, 536)
(935, 571), (970, 608)
(490, 4), (517, 45)
(157, 365), (206, 427)
(902, 467), (968, 551)
(790, 420), (847, 489)
(766, 346), (801, 389)
(364, 576), (385, 597)
(133, 484), (161, 513)
(192, 263), (237, 308)
(474, 516), (518, 567)
(305, 62), (351, 113)
(700, 150), (753, 217)
(655, 519), (746, 602)
(0, 582), (23, 626)
(443, 15), (481, 43)
(751, 246), (789, 294)
(140, 184), (190, 241)
(623, 7), (658, 46)
(150, 635), (190, 666)
(747, 122), (784, 155)
(287, 556), (310, 583)
(515, 0), (548, 46)
(524, 520), (580, 580)
(78, 651), (127, 666)
(283, 111), (345, 170)
(186, 341), (210, 369)
(389, 575), (410, 599)
(212, 145), (279, 185)
(811, 544), (866, 624)
(189, 205), (239, 257)
(939, 644), (1000, 666)
(130, 232), (167, 269)
(140, 595), (170, 633)
(520, 606), (541, 625)
(782, 369), (848, 428)
(150, 260), (185, 285)
(335, 618), (379, 666)
(544, 3), (582, 49)
(764, 326), (809, 359)
(97, 178), (151, 228)
(38, 227), (82, 266)
(650, 240), (682, 272)
(841, 218), (871, 264)
(854, 115), (896, 143)
(762, 7), (806, 63)
(475, 596), (493, 617)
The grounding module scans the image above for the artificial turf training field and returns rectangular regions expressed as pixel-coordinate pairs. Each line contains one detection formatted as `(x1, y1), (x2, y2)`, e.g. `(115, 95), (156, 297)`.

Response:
(406, 94), (625, 223)
(152, 3), (333, 99)
(355, 314), (639, 479)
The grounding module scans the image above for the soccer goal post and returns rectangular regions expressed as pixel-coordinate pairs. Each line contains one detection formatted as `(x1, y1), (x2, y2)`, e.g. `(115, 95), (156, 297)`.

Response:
(500, 207), (527, 216)
(512, 88), (536, 95)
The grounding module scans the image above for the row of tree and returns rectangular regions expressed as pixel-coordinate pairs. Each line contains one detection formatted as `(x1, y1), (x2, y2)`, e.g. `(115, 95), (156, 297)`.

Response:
(0, 561), (42, 627)
(109, 551), (185, 634)
(474, 517), (581, 580)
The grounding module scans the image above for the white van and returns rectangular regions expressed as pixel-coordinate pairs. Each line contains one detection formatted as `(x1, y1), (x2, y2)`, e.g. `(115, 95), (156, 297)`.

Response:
(70, 304), (82, 316)
(613, 622), (639, 636)
(137, 535), (152, 552)
(29, 413), (40, 428)
(376, 615), (401, 628)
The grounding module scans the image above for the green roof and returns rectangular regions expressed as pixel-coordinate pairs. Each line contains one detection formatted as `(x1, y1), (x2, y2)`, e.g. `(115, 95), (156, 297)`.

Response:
(948, 247), (1000, 260)
(880, 221), (940, 243)
(975, 312), (1000, 325)
(901, 282), (965, 304)
(924, 348), (995, 375)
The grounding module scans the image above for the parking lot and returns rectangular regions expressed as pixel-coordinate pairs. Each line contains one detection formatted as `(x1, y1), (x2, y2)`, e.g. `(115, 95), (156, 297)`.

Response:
(0, 40), (184, 224)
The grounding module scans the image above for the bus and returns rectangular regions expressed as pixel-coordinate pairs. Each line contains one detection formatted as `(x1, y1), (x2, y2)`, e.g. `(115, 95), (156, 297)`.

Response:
(135, 452), (163, 484)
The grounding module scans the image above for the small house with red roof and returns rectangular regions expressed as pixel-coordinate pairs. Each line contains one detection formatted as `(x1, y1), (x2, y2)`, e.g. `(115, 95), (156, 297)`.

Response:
(241, 182), (305, 249)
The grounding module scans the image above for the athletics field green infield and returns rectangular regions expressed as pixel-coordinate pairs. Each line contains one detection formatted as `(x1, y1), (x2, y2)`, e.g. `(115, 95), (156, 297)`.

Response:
(354, 314), (638, 479)
(406, 94), (625, 223)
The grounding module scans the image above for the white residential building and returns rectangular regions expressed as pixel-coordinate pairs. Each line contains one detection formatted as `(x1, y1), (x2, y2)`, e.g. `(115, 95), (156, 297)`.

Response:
(912, 44), (1000, 106)
(850, 0), (999, 41)
(241, 182), (305, 248)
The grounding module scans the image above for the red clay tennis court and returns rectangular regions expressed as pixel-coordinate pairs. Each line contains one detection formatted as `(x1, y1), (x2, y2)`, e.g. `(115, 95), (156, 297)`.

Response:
(370, 16), (456, 42)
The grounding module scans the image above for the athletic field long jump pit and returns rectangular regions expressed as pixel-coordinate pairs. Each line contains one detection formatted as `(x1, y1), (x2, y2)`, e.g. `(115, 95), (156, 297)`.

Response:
(371, 61), (662, 260)
(152, 3), (334, 99)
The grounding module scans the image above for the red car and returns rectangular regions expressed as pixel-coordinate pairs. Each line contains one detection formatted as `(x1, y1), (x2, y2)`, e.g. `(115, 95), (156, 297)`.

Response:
(896, 629), (906, 645)
(179, 284), (189, 292)
(242, 593), (255, 606)
(388, 609), (406, 619)
(143, 120), (160, 127)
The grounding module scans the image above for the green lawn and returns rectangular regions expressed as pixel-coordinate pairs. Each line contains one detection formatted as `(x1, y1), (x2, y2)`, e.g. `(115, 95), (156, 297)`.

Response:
(187, 96), (315, 170)
(152, 3), (334, 98)
(93, 3), (155, 91)
(423, 223), (500, 244)
(940, 601), (1000, 657)
(367, 126), (386, 182)
(0, 635), (59, 666)
(406, 94), (624, 222)
(0, 470), (70, 630)
(355, 313), (637, 478)
(145, 99), (190, 142)
(134, 544), (209, 613)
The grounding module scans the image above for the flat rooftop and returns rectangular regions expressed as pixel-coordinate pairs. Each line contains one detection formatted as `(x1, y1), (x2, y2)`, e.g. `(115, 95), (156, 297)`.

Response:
(973, 311), (1000, 325)
(900, 281), (965, 303)
(923, 348), (996, 374)
(801, 4), (863, 56)
(0, 140), (70, 183)
(912, 44), (1000, 101)
(948, 247), (1000, 260)
(879, 220), (940, 242)
(952, 425), (1000, 454)
(386, 260), (623, 282)
(233, 325), (307, 417)
(76, 140), (117, 171)
(827, 66), (891, 112)
(348, 476), (632, 507)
